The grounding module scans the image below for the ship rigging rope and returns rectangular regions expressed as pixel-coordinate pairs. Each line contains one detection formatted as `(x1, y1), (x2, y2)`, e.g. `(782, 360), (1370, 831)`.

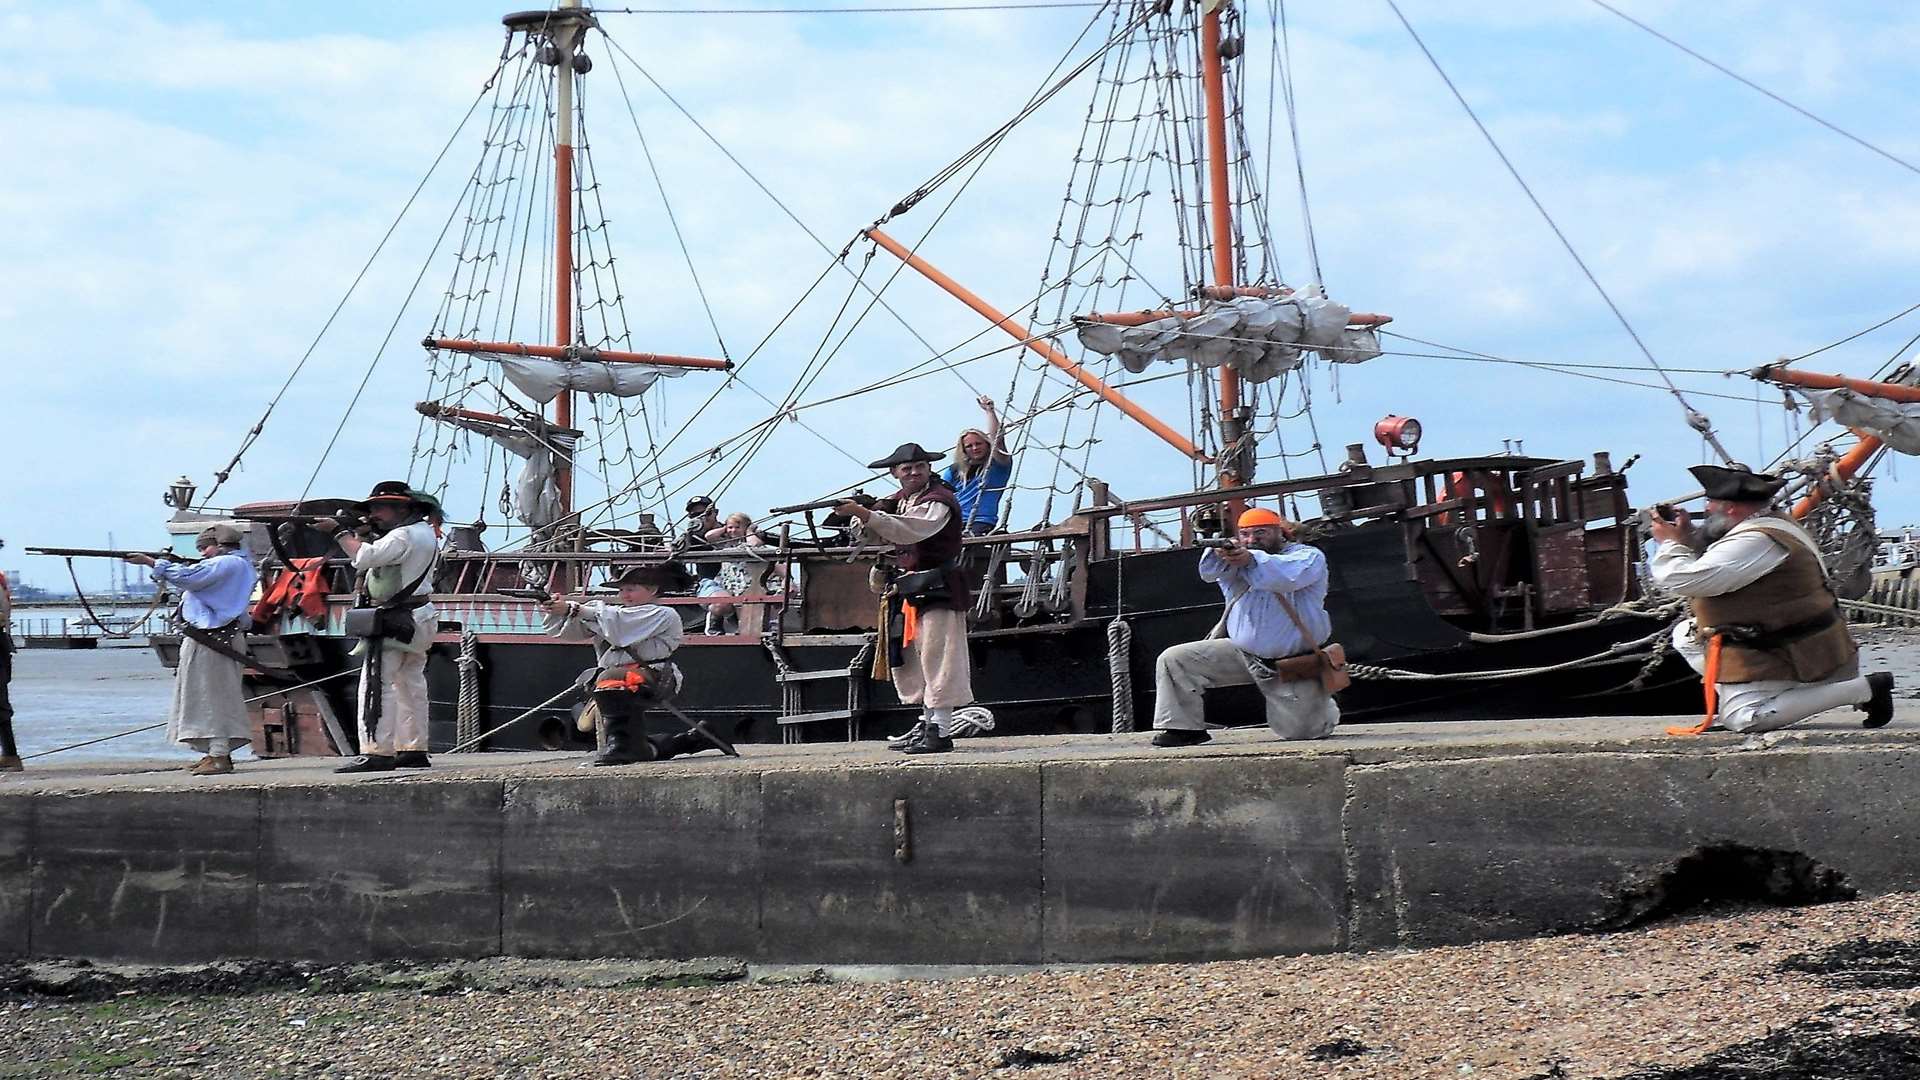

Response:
(1273, 0), (1323, 285)
(1382, 0), (1734, 466)
(1348, 623), (1674, 684)
(1586, 0), (1920, 182)
(203, 45), (519, 506)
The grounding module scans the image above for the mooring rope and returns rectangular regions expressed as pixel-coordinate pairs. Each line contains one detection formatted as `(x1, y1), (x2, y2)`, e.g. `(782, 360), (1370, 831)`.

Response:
(21, 668), (357, 761)
(1350, 625), (1673, 684)
(446, 685), (579, 754)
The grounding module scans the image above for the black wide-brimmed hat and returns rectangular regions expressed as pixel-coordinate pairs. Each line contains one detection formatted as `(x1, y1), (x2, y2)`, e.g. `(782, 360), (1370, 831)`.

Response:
(1690, 463), (1787, 503)
(599, 564), (669, 591)
(685, 495), (715, 514)
(353, 480), (440, 515)
(867, 442), (946, 469)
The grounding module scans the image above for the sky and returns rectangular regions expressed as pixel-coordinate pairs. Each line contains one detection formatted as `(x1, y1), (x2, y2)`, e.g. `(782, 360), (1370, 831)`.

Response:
(7, 0), (1920, 591)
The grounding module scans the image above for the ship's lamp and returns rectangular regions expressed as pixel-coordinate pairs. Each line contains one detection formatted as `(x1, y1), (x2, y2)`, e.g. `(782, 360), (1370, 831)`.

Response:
(1373, 415), (1422, 458)
(164, 475), (197, 510)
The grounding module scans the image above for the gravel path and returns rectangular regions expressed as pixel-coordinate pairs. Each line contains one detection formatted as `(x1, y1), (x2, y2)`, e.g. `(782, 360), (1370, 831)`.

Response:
(4, 894), (1918, 1079)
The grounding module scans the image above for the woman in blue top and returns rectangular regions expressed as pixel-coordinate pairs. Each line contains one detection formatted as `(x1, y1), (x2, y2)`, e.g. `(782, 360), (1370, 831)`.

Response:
(943, 395), (1013, 536)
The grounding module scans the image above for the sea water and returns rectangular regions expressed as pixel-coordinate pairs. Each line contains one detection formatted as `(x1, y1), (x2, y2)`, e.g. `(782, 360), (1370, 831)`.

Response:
(9, 644), (190, 762)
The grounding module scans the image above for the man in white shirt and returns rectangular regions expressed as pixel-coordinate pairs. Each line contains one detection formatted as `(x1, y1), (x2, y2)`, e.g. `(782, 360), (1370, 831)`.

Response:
(318, 482), (441, 773)
(1153, 507), (1340, 747)
(1648, 463), (1892, 735)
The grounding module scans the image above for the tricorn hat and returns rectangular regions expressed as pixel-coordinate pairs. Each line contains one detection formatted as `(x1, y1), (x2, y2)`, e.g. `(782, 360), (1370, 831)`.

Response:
(685, 495), (715, 514)
(867, 442), (946, 470)
(354, 480), (438, 515)
(1689, 463), (1787, 503)
(599, 564), (669, 591)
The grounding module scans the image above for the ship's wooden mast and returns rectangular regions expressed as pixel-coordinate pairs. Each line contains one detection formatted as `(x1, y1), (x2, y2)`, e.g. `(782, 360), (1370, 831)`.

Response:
(1199, 2), (1246, 500)
(551, 0), (585, 519)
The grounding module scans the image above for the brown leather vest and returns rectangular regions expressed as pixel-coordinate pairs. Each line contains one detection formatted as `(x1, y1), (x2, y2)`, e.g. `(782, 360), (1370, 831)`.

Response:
(1688, 520), (1856, 684)
(891, 481), (968, 611)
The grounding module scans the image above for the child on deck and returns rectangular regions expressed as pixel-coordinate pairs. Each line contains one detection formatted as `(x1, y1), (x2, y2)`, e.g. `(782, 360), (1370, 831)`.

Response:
(544, 564), (728, 766)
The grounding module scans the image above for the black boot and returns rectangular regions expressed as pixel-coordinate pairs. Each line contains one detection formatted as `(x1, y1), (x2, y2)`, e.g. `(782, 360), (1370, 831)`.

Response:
(334, 754), (397, 774)
(394, 751), (432, 769)
(584, 697), (656, 767)
(1151, 728), (1211, 748)
(1863, 671), (1896, 729)
(902, 725), (954, 755)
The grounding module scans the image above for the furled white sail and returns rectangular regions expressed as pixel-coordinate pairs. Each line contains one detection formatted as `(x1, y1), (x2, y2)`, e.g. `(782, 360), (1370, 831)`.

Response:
(1796, 388), (1920, 455)
(432, 413), (580, 529)
(1072, 288), (1381, 382)
(485, 353), (688, 404)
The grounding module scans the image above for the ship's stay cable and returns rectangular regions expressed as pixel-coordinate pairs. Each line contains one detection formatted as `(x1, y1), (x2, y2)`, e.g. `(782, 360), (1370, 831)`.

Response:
(602, 1), (1105, 12)
(201, 43), (517, 506)
(1786, 298), (1920, 364)
(1587, 0), (1920, 182)
(299, 115), (519, 502)
(667, 8), (1130, 501)
(1274, 0), (1322, 285)
(1383, 0), (1734, 465)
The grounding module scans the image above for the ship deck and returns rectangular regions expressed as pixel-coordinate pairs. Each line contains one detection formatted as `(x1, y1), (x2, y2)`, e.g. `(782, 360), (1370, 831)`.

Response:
(4, 711), (1919, 967)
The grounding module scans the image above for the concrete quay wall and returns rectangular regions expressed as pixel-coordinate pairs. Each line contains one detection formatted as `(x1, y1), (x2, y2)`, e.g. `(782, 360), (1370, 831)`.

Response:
(4, 721), (1917, 966)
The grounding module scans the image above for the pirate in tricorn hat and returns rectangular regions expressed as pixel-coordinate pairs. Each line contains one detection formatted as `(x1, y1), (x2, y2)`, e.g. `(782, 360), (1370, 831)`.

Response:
(313, 481), (443, 772)
(545, 563), (729, 765)
(1648, 462), (1894, 735)
(834, 442), (979, 754)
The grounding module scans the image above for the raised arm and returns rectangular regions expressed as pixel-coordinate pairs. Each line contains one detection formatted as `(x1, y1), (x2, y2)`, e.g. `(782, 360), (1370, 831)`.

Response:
(977, 395), (1011, 463)
(1648, 531), (1786, 597)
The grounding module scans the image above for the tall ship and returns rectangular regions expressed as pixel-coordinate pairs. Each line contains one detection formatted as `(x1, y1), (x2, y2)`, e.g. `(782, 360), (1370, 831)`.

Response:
(54, 1), (1916, 756)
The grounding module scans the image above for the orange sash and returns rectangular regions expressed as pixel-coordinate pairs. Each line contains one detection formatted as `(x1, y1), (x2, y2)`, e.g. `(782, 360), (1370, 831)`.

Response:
(1666, 633), (1723, 737)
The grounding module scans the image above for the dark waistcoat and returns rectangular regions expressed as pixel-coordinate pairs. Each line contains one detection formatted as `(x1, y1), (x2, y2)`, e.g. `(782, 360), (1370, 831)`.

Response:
(1689, 520), (1856, 684)
(891, 481), (969, 612)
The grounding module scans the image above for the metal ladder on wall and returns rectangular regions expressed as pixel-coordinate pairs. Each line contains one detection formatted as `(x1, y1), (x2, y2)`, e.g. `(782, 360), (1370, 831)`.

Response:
(766, 636), (875, 743)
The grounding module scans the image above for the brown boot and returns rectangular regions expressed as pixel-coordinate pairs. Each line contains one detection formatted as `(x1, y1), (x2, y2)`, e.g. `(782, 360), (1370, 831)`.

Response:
(189, 755), (234, 776)
(0, 756), (22, 772)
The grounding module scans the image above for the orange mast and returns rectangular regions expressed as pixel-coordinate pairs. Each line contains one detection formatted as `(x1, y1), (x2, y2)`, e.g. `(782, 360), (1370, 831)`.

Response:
(551, 0), (585, 518)
(1199, 3), (1245, 497)
(865, 228), (1208, 462)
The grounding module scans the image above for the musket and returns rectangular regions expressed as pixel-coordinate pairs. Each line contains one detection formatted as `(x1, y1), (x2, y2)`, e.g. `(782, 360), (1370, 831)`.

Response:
(495, 587), (555, 601)
(1193, 538), (1240, 549)
(232, 509), (369, 532)
(767, 491), (876, 516)
(27, 546), (201, 564)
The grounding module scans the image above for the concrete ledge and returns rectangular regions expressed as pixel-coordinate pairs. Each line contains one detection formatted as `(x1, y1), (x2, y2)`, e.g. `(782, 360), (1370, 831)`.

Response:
(1344, 745), (1920, 950)
(760, 763), (1043, 964)
(503, 773), (762, 959)
(258, 781), (503, 960)
(4, 714), (1919, 966)
(31, 790), (258, 962)
(1042, 756), (1346, 961)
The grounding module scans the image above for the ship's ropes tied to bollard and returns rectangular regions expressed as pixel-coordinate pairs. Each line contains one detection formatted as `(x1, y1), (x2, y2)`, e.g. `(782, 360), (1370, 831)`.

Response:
(456, 628), (483, 748)
(1107, 617), (1134, 732)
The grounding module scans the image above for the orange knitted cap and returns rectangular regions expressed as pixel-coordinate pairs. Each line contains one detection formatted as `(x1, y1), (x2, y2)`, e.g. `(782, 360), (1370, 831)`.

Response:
(1237, 507), (1285, 529)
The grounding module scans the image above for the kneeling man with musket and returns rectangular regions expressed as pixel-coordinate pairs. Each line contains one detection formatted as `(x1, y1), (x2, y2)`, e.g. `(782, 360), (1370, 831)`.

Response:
(126, 525), (259, 775)
(1152, 506), (1344, 747)
(1649, 463), (1893, 735)
(545, 564), (730, 766)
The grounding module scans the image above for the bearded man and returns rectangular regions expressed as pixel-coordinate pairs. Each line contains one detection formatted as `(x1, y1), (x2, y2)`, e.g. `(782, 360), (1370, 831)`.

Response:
(836, 442), (976, 755)
(1649, 463), (1893, 735)
(1152, 507), (1341, 747)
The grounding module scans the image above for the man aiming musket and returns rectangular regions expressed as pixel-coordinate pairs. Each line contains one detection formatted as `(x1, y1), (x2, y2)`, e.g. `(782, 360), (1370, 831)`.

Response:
(123, 526), (258, 776)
